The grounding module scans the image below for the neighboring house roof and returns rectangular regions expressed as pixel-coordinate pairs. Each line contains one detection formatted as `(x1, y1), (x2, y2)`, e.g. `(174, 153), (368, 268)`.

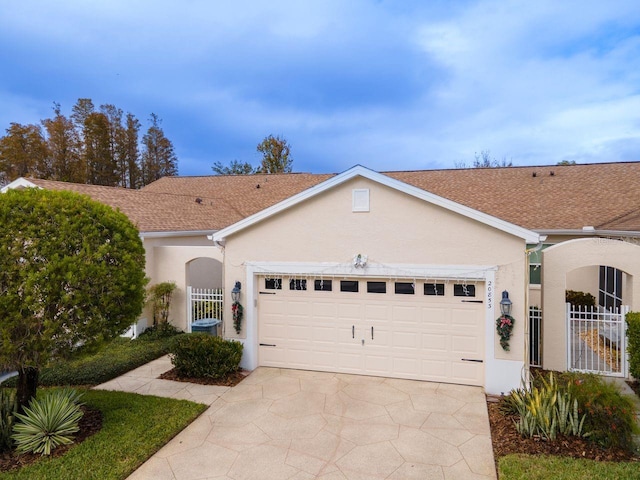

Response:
(4, 178), (244, 233)
(212, 165), (541, 243)
(386, 162), (640, 232)
(4, 161), (640, 234)
(141, 173), (335, 218)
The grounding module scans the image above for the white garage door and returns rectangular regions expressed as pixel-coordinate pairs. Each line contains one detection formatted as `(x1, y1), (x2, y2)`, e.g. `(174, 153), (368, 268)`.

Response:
(258, 277), (485, 386)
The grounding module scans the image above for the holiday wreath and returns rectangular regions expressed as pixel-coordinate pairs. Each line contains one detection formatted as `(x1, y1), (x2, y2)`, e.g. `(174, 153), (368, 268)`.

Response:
(496, 314), (515, 351)
(232, 301), (243, 334)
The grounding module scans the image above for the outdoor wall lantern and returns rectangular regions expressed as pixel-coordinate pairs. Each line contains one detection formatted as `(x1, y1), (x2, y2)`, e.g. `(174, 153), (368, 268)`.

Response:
(231, 281), (242, 302)
(500, 290), (512, 316)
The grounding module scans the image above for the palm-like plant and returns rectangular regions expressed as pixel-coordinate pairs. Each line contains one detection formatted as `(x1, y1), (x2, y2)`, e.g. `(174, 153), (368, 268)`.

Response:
(12, 389), (84, 455)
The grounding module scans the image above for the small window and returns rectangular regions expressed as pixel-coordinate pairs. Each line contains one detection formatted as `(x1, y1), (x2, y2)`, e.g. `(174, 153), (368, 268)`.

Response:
(314, 279), (332, 291)
(264, 278), (282, 290)
(395, 282), (415, 295)
(340, 280), (359, 292)
(454, 284), (475, 297)
(289, 279), (307, 291)
(367, 281), (386, 294)
(424, 283), (445, 296)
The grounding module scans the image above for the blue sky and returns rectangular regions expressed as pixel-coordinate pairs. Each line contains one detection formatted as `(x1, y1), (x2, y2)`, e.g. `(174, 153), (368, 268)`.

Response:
(1, 1), (639, 175)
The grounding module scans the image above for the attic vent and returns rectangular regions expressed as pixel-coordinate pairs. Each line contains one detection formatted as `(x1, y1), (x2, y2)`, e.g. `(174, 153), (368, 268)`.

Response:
(256, 184), (260, 189)
(352, 189), (370, 212)
(550, 171), (555, 176)
(195, 197), (203, 204)
(532, 172), (537, 178)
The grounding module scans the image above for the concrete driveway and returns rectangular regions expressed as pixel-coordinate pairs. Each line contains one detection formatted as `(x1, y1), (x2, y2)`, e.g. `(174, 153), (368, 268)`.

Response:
(98, 358), (496, 480)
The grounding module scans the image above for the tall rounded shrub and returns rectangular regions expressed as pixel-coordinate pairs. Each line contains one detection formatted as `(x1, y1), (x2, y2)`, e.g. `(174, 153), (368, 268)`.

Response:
(627, 311), (640, 379)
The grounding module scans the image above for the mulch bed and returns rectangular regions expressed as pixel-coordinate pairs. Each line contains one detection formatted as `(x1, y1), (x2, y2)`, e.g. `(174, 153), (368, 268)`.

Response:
(487, 401), (637, 467)
(159, 368), (248, 387)
(0, 405), (103, 472)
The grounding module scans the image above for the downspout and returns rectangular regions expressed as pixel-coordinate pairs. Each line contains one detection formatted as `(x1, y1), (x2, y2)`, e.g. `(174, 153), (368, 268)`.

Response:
(524, 239), (547, 378)
(208, 235), (226, 336)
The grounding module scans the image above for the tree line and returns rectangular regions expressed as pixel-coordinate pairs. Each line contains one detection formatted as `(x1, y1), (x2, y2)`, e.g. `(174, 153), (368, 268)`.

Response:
(0, 99), (178, 188)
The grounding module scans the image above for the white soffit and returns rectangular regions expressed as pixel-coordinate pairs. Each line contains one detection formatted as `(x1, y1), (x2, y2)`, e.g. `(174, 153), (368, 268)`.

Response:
(212, 165), (540, 243)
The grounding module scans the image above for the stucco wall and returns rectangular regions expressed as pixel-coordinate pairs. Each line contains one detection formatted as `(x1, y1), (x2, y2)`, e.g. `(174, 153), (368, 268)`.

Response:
(222, 177), (528, 364)
(141, 236), (223, 331)
(566, 265), (599, 299)
(542, 238), (640, 371)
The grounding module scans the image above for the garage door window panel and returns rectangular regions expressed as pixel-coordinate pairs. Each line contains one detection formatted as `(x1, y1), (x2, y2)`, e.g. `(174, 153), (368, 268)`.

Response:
(367, 281), (387, 294)
(424, 283), (445, 296)
(289, 279), (307, 291)
(265, 278), (282, 290)
(454, 284), (476, 297)
(340, 280), (359, 292)
(314, 279), (332, 291)
(395, 282), (415, 295)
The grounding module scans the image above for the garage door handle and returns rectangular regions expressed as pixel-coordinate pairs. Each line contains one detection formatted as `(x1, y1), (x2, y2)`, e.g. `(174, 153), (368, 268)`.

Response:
(461, 358), (483, 363)
(352, 325), (355, 339)
(371, 326), (374, 340)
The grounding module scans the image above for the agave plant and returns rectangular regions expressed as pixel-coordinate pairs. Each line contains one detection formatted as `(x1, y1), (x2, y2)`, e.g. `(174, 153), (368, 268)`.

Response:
(12, 389), (84, 455)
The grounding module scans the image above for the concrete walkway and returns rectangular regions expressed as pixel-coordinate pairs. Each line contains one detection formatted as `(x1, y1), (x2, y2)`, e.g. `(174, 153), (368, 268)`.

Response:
(95, 357), (496, 480)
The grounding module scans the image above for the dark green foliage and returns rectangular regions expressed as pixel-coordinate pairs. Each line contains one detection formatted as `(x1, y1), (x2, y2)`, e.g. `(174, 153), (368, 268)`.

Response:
(627, 311), (640, 379)
(137, 322), (182, 341)
(565, 290), (596, 308)
(2, 337), (173, 388)
(0, 189), (146, 405)
(171, 334), (243, 379)
(0, 389), (17, 452)
(527, 371), (638, 452)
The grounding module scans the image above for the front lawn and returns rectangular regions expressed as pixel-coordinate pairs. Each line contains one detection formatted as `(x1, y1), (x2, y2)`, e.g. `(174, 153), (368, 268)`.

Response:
(499, 454), (640, 480)
(0, 390), (206, 480)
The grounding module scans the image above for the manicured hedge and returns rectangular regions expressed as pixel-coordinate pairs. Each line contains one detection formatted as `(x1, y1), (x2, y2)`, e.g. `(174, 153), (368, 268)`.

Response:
(2, 336), (177, 388)
(627, 311), (640, 379)
(171, 334), (243, 379)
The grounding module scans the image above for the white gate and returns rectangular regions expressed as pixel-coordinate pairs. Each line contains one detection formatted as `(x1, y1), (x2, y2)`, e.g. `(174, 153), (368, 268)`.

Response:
(187, 287), (224, 333)
(567, 303), (629, 377)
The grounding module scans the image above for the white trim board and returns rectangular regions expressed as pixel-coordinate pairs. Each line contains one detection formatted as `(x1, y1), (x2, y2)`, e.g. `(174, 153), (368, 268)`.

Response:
(1, 178), (38, 193)
(213, 165), (540, 244)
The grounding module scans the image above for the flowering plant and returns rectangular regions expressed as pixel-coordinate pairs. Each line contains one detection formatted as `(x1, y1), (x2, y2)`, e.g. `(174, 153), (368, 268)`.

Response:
(232, 301), (243, 334)
(496, 314), (515, 351)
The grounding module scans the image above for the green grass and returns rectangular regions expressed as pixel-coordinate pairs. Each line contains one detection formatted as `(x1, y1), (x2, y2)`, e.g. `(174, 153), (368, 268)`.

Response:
(2, 336), (176, 387)
(0, 389), (206, 480)
(499, 454), (640, 480)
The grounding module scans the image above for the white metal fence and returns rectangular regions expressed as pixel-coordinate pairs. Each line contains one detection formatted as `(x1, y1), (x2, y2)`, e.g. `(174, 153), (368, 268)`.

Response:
(187, 287), (224, 333)
(529, 306), (542, 367)
(567, 303), (628, 377)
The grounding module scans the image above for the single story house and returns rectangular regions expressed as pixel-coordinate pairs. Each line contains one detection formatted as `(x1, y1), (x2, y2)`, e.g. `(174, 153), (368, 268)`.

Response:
(4, 161), (640, 395)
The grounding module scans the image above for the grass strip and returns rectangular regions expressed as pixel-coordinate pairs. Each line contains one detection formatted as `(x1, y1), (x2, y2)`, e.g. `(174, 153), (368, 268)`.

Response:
(499, 454), (640, 480)
(0, 389), (206, 480)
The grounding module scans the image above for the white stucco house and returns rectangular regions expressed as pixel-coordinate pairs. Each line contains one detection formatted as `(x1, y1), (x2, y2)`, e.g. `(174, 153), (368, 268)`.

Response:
(4, 161), (640, 395)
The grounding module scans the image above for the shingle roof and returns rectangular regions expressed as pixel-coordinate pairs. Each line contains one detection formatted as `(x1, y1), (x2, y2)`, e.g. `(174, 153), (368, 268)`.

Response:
(26, 179), (244, 232)
(384, 162), (640, 232)
(23, 162), (640, 233)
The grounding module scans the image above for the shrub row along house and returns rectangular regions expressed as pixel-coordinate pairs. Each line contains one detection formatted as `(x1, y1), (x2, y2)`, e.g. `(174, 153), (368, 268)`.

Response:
(4, 162), (640, 394)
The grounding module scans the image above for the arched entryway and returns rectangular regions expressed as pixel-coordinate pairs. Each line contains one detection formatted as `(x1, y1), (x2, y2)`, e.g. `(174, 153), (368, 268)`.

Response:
(541, 238), (640, 373)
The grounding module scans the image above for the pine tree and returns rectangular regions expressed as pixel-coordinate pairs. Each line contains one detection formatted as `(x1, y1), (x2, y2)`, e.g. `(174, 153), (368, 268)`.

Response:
(141, 113), (178, 185)
(0, 123), (49, 181)
(123, 113), (142, 188)
(42, 103), (84, 183)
